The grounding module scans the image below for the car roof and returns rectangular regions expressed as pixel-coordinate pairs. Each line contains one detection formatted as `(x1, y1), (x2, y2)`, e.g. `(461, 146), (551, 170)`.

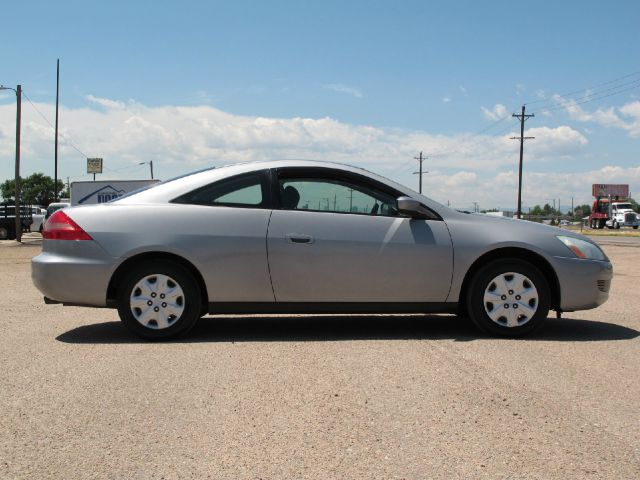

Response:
(112, 159), (452, 215)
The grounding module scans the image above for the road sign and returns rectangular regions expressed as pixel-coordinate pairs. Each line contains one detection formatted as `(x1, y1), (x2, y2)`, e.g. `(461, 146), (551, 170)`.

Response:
(87, 158), (103, 174)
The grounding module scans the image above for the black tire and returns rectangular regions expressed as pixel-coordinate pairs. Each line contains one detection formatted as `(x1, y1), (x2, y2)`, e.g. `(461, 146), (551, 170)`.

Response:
(466, 258), (550, 337)
(634, 226), (638, 230)
(598, 219), (606, 229)
(615, 222), (620, 229)
(116, 260), (202, 340)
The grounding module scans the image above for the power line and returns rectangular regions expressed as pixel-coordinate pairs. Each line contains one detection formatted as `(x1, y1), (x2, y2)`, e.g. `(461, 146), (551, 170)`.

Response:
(525, 69), (640, 107)
(21, 90), (88, 158)
(536, 80), (640, 115)
(535, 77), (640, 111)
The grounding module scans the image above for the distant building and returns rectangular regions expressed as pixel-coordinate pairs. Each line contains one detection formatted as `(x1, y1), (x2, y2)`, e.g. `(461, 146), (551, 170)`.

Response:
(484, 211), (514, 218)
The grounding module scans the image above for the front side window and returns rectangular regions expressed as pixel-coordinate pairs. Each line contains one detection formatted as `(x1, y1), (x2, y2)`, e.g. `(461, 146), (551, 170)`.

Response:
(173, 172), (268, 208)
(278, 172), (398, 216)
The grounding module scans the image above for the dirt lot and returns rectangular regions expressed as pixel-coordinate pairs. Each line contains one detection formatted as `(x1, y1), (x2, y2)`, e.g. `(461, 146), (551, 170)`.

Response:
(1, 237), (638, 479)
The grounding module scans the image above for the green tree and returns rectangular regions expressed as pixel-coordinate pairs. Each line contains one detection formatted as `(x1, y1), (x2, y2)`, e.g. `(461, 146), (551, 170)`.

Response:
(1, 173), (65, 206)
(575, 204), (591, 217)
(0, 177), (20, 202)
(530, 205), (543, 215)
(542, 203), (554, 215)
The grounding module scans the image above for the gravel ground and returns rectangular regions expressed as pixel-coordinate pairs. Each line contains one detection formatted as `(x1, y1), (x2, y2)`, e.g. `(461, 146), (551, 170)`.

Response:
(1, 238), (638, 479)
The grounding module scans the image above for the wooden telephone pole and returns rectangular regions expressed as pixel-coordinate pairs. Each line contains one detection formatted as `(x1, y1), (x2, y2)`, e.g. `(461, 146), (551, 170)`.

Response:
(511, 105), (535, 218)
(413, 151), (428, 193)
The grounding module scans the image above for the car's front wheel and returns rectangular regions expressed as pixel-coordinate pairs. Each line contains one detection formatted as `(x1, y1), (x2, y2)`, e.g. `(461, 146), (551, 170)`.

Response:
(117, 261), (202, 340)
(466, 259), (550, 337)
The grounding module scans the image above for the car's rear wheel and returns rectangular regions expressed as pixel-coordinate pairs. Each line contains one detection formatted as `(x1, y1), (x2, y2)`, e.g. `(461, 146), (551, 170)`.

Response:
(466, 258), (550, 337)
(117, 261), (202, 340)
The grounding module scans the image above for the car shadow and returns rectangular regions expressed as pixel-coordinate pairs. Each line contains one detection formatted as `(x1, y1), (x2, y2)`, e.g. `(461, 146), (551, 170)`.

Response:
(56, 314), (639, 344)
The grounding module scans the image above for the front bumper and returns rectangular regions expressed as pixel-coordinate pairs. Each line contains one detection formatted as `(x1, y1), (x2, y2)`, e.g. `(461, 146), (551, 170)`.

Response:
(552, 256), (613, 312)
(31, 240), (117, 307)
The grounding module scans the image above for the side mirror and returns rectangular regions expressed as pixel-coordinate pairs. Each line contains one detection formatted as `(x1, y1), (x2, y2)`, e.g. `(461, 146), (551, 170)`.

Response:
(396, 196), (439, 220)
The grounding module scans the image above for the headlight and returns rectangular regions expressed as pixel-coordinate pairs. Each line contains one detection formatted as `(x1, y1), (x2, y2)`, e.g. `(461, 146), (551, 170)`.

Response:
(557, 236), (606, 261)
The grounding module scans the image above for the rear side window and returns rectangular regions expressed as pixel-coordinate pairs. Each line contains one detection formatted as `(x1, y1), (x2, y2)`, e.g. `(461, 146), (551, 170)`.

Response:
(172, 172), (269, 208)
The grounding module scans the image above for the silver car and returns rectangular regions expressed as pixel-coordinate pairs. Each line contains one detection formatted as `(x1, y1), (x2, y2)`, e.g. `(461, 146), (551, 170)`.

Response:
(32, 160), (612, 340)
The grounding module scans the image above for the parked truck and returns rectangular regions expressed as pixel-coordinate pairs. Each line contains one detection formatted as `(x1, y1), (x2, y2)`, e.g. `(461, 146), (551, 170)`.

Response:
(0, 204), (34, 240)
(589, 184), (640, 229)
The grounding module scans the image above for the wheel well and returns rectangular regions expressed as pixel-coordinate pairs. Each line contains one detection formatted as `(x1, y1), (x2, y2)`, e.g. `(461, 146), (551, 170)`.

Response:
(458, 247), (561, 312)
(107, 252), (209, 310)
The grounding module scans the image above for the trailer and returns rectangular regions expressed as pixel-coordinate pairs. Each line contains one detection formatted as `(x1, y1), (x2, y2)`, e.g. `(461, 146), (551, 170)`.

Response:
(70, 180), (160, 206)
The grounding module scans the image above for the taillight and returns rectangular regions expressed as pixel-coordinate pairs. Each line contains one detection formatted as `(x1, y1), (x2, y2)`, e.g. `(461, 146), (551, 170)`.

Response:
(43, 210), (92, 240)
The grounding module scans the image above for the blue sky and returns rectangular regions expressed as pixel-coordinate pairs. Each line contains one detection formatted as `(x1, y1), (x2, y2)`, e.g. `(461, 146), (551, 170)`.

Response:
(1, 0), (639, 209)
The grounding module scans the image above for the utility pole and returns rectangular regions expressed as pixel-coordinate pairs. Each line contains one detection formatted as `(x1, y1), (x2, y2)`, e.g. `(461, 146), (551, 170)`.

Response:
(412, 151), (428, 194)
(1, 84), (21, 241)
(54, 59), (60, 202)
(571, 197), (574, 220)
(473, 202), (479, 213)
(348, 188), (353, 212)
(15, 85), (21, 242)
(511, 105), (535, 219)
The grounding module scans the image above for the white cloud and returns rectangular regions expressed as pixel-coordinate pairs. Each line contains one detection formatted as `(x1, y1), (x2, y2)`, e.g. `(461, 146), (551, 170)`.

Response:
(441, 96), (452, 103)
(554, 96), (640, 137)
(0, 96), (606, 208)
(481, 103), (509, 121)
(421, 165), (640, 211)
(86, 94), (125, 110)
(458, 85), (467, 95)
(618, 101), (640, 137)
(322, 84), (363, 98)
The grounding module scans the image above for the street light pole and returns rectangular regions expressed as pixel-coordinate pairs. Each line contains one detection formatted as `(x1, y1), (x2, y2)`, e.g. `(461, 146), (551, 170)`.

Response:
(139, 161), (154, 179)
(1, 84), (21, 242)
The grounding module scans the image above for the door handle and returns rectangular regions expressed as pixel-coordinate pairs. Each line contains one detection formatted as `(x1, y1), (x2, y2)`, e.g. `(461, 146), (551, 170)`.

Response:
(286, 233), (314, 244)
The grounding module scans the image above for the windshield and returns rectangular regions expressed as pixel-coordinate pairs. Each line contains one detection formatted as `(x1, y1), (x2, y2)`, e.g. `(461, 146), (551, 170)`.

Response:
(615, 203), (633, 210)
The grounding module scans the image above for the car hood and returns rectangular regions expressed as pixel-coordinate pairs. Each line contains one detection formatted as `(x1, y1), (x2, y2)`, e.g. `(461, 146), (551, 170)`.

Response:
(442, 210), (606, 260)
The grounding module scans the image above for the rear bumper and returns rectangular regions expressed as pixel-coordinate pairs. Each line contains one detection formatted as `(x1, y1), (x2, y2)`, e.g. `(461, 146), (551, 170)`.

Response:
(553, 256), (613, 311)
(31, 240), (117, 307)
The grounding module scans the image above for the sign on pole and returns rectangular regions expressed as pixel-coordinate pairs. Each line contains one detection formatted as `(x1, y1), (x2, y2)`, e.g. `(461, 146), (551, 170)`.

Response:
(87, 158), (103, 174)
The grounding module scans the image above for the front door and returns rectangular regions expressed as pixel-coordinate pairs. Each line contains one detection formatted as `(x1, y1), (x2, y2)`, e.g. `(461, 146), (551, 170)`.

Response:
(266, 168), (453, 303)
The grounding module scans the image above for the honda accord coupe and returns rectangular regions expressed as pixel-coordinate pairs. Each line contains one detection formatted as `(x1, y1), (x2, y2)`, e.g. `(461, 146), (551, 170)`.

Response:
(32, 160), (612, 340)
